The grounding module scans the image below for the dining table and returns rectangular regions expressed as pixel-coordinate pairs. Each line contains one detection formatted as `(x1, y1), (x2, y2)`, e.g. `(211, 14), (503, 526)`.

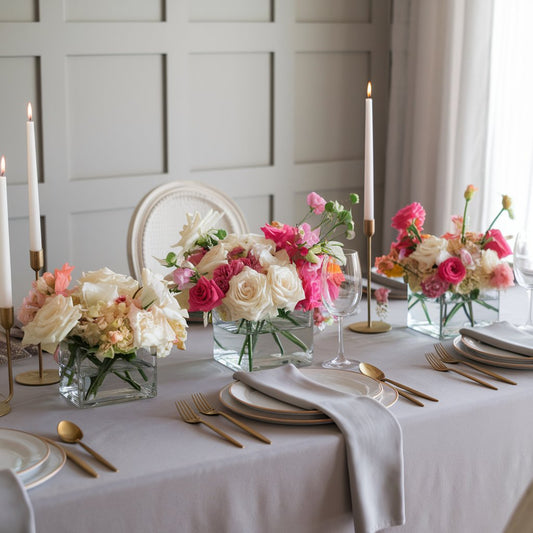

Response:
(1, 286), (533, 533)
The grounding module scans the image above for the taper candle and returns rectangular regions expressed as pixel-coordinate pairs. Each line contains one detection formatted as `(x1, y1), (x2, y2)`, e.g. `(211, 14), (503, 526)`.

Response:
(0, 156), (13, 308)
(364, 82), (374, 220)
(27, 103), (42, 252)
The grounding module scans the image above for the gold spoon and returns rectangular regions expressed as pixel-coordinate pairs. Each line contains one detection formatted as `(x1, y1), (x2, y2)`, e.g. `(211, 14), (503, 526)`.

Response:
(57, 420), (118, 472)
(359, 362), (439, 403)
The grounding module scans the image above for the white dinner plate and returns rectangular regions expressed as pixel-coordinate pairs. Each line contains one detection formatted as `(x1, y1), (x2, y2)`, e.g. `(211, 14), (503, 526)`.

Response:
(20, 439), (66, 489)
(0, 428), (50, 475)
(219, 381), (397, 426)
(453, 336), (533, 370)
(460, 335), (533, 363)
(229, 369), (383, 417)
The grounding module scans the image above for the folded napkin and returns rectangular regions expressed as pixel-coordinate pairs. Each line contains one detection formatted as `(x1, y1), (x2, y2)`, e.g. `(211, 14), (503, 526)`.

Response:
(460, 321), (533, 357)
(234, 365), (405, 533)
(0, 469), (35, 533)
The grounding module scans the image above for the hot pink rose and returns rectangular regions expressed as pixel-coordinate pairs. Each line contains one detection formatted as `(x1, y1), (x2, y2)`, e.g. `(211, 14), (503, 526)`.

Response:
(261, 223), (298, 250)
(489, 263), (514, 289)
(420, 273), (449, 298)
(482, 229), (512, 258)
(188, 276), (224, 312)
(212, 260), (245, 294)
(306, 192), (326, 214)
(437, 257), (466, 285)
(391, 202), (426, 233)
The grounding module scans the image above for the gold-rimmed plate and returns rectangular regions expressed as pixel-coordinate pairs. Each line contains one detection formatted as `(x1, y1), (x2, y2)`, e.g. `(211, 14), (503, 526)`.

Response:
(0, 428), (50, 475)
(20, 439), (66, 489)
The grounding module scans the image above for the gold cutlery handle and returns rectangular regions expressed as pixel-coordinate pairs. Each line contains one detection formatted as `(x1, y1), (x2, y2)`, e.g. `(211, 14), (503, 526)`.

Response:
(450, 368), (498, 390)
(199, 419), (244, 448)
(41, 437), (99, 478)
(460, 361), (517, 385)
(78, 441), (119, 472)
(219, 412), (271, 444)
(385, 378), (439, 402)
(393, 386), (424, 406)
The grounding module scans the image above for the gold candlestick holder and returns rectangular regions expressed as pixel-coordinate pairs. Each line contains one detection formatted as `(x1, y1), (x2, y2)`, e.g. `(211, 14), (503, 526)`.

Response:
(349, 219), (391, 334)
(15, 249), (60, 386)
(0, 307), (14, 416)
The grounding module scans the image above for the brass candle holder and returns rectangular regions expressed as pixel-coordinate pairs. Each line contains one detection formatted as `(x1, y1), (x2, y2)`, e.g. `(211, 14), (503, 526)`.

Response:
(15, 249), (60, 386)
(0, 306), (14, 416)
(349, 219), (391, 334)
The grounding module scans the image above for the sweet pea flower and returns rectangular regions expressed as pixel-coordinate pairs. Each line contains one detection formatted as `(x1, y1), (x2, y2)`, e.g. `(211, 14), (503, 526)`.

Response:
(173, 267), (195, 290)
(307, 192), (326, 214)
(54, 263), (75, 295)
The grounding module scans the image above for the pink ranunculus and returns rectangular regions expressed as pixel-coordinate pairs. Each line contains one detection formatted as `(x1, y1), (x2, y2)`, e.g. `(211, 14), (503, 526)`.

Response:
(295, 259), (323, 311)
(173, 267), (194, 290)
(261, 223), (298, 250)
(188, 276), (224, 312)
(307, 192), (326, 214)
(374, 287), (391, 305)
(420, 273), (449, 298)
(54, 263), (75, 295)
(489, 263), (514, 289)
(391, 202), (426, 233)
(212, 260), (245, 294)
(437, 257), (466, 285)
(482, 229), (512, 258)
(297, 222), (320, 247)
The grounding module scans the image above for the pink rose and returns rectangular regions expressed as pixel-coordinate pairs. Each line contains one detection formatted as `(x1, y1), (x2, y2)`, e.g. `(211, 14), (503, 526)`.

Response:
(437, 257), (466, 285)
(261, 223), (298, 250)
(374, 287), (390, 305)
(173, 267), (194, 290)
(483, 229), (512, 258)
(489, 263), (514, 289)
(307, 192), (326, 214)
(391, 202), (426, 233)
(54, 263), (74, 295)
(188, 276), (224, 312)
(212, 260), (245, 294)
(420, 273), (449, 298)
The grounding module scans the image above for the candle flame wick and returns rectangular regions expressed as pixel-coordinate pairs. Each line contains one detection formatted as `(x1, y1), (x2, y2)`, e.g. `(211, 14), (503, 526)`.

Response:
(367, 82), (372, 98)
(27, 102), (33, 121)
(0, 156), (5, 176)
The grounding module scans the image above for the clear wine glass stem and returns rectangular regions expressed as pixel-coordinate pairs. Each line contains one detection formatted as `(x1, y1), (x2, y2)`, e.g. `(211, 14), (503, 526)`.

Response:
(527, 289), (533, 327)
(336, 316), (346, 363)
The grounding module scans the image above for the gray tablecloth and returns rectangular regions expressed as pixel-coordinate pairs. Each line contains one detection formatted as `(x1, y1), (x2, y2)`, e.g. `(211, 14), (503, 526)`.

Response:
(1, 288), (532, 533)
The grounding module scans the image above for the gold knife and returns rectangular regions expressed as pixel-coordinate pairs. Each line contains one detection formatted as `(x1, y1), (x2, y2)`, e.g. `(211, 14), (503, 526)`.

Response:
(41, 437), (99, 478)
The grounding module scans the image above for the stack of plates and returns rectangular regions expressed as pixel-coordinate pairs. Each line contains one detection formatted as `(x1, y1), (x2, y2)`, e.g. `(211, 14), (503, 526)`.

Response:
(453, 336), (533, 370)
(219, 368), (398, 425)
(0, 429), (66, 489)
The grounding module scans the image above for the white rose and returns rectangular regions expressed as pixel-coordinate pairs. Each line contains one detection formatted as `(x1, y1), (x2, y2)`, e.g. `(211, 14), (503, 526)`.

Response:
(410, 236), (449, 271)
(172, 210), (223, 252)
(75, 267), (139, 306)
(267, 263), (305, 311)
(223, 267), (277, 321)
(196, 244), (228, 276)
(252, 245), (289, 269)
(128, 305), (177, 357)
(222, 233), (271, 254)
(140, 268), (189, 319)
(21, 294), (82, 353)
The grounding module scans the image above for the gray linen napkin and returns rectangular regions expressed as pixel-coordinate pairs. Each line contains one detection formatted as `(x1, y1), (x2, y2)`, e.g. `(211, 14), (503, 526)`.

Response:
(0, 469), (36, 533)
(460, 321), (533, 357)
(233, 364), (405, 533)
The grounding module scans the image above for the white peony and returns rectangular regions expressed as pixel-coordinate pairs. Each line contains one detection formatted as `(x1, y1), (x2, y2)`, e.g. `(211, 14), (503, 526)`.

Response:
(21, 294), (82, 353)
(223, 267), (277, 321)
(75, 267), (139, 306)
(267, 263), (305, 311)
(409, 236), (450, 271)
(128, 305), (178, 357)
(172, 210), (223, 252)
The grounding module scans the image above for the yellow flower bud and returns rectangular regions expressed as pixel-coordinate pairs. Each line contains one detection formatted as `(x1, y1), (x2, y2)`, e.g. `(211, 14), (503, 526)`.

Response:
(464, 184), (478, 201)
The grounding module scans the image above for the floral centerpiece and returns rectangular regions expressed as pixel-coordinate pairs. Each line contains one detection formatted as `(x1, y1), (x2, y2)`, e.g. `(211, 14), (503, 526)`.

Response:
(375, 186), (514, 338)
(162, 192), (359, 371)
(18, 265), (188, 407)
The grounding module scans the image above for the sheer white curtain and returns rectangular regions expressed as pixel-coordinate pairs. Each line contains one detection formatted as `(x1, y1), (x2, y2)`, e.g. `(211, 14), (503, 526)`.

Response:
(383, 0), (494, 247)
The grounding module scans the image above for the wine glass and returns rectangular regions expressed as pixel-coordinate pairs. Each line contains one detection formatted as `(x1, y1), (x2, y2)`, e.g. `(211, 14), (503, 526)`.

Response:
(513, 230), (533, 330)
(321, 249), (363, 369)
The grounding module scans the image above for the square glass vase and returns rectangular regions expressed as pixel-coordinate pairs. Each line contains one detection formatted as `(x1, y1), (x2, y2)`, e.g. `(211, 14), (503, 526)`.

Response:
(213, 309), (314, 372)
(407, 288), (500, 340)
(58, 341), (157, 408)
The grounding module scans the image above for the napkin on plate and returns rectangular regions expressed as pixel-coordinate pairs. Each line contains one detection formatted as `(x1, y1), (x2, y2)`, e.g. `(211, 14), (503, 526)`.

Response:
(0, 469), (36, 533)
(233, 364), (405, 533)
(460, 321), (533, 357)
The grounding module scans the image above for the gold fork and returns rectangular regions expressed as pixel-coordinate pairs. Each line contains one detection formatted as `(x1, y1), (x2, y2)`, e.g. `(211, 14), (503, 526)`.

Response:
(434, 343), (517, 385)
(191, 393), (271, 444)
(425, 353), (498, 390)
(175, 400), (244, 448)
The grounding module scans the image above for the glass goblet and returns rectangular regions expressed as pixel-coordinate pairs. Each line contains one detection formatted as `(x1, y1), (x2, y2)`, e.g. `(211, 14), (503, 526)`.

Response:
(513, 229), (533, 330)
(321, 249), (363, 369)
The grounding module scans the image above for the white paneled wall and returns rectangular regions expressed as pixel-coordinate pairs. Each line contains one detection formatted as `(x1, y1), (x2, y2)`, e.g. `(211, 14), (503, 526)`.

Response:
(0, 0), (390, 310)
